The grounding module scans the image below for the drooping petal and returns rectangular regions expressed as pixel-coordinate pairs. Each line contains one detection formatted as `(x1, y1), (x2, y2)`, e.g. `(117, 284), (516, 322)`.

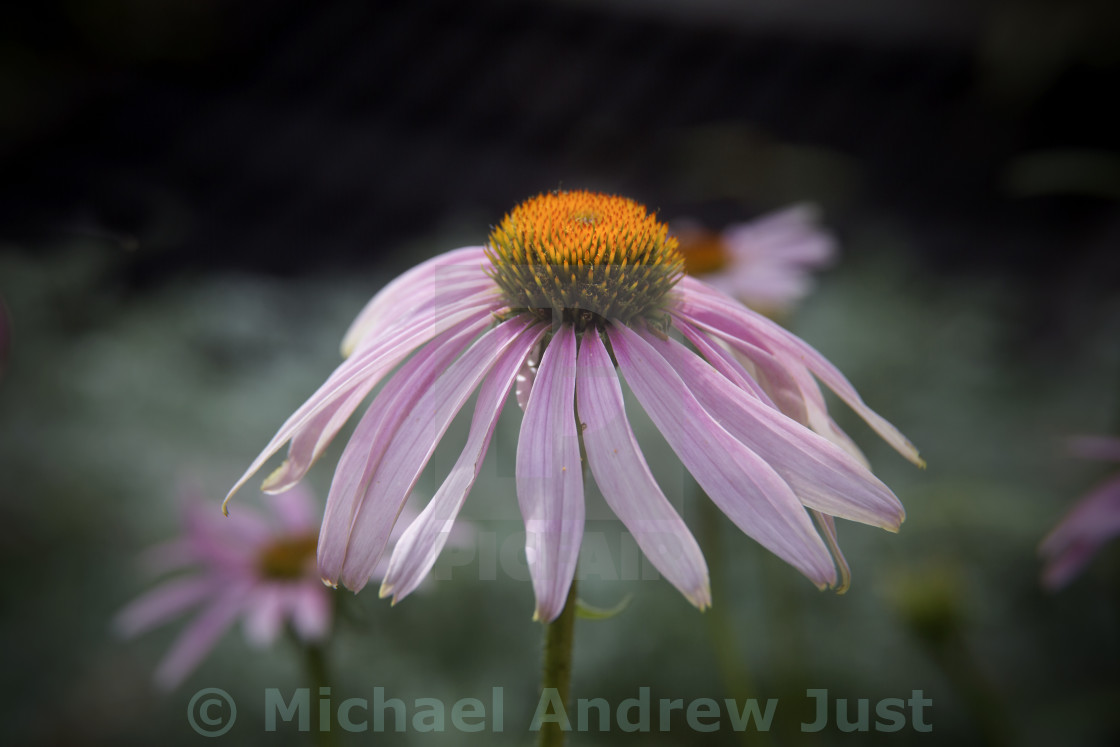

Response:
(812, 511), (851, 593)
(608, 323), (835, 589)
(674, 313), (809, 424)
(381, 323), (548, 602)
(318, 313), (494, 582)
(338, 316), (537, 591)
(576, 331), (710, 609)
(673, 277), (923, 467)
(642, 329), (904, 530)
(114, 576), (216, 637)
(680, 315), (868, 466)
(153, 583), (251, 689)
(517, 324), (584, 622)
(341, 247), (493, 356)
(674, 317), (774, 405)
(241, 291), (502, 501)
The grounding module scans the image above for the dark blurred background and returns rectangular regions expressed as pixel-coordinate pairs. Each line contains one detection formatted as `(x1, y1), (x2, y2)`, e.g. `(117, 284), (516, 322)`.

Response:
(3, 1), (1120, 745)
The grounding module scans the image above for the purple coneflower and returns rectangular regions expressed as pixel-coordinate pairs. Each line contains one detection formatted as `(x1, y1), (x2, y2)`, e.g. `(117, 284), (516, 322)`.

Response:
(226, 190), (921, 622)
(1040, 435), (1120, 589)
(673, 204), (836, 314)
(116, 485), (330, 688)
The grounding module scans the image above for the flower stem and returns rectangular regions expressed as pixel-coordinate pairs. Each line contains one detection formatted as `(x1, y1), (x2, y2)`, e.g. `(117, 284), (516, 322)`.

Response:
(538, 577), (579, 747)
(698, 496), (773, 747)
(304, 641), (339, 747)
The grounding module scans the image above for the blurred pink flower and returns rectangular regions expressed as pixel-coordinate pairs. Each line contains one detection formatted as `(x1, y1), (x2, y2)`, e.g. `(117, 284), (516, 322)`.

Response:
(674, 204), (836, 313)
(225, 191), (920, 622)
(1040, 436), (1120, 589)
(116, 484), (331, 689)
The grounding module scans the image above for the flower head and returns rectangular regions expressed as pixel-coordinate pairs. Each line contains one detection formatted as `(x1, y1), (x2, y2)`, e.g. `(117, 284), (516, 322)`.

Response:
(674, 204), (835, 313)
(1040, 436), (1120, 589)
(227, 190), (921, 621)
(116, 484), (331, 689)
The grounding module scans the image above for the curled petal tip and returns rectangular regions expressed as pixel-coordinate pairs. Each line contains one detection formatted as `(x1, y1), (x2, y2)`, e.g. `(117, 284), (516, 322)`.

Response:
(378, 582), (393, 600)
(220, 486), (240, 516)
(320, 577), (338, 589)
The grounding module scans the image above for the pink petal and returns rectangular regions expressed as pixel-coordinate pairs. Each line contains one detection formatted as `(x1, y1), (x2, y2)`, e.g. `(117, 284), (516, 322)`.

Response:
(181, 500), (268, 570)
(114, 576), (216, 637)
(318, 314), (494, 582)
(643, 329), (904, 530)
(517, 324), (584, 622)
(1041, 474), (1120, 589)
(338, 316), (538, 590)
(674, 318), (774, 405)
(723, 204), (835, 266)
(812, 511), (851, 593)
(576, 331), (710, 609)
(673, 277), (923, 467)
(251, 294), (502, 498)
(514, 343), (540, 411)
(268, 483), (320, 533)
(380, 323), (547, 603)
(608, 323), (835, 589)
(242, 586), (285, 647)
(674, 313), (809, 424)
(341, 247), (493, 356)
(153, 583), (251, 690)
(678, 316), (868, 466)
(290, 582), (332, 642)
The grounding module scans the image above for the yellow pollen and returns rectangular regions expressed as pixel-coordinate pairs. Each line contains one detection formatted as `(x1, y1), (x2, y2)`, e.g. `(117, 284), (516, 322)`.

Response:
(256, 533), (318, 580)
(485, 190), (684, 327)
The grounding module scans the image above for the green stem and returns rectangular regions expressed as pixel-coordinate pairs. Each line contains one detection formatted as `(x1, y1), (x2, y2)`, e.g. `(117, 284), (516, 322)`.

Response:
(698, 496), (773, 747)
(304, 641), (339, 747)
(538, 577), (579, 747)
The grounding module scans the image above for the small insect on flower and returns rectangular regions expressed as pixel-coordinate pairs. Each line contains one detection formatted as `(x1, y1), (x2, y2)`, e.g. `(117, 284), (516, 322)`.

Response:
(226, 190), (922, 622)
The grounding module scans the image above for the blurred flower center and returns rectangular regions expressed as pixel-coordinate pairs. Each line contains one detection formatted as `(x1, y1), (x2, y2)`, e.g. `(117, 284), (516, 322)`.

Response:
(674, 228), (729, 276)
(486, 190), (683, 329)
(256, 533), (318, 580)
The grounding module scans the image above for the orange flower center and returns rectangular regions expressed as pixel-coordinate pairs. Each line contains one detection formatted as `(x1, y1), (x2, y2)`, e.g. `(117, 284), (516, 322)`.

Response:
(485, 190), (683, 328)
(256, 533), (318, 580)
(676, 228), (730, 276)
